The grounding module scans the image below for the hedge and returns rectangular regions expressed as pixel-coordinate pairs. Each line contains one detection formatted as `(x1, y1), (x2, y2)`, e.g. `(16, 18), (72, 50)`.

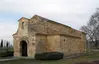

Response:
(0, 51), (13, 57)
(35, 52), (64, 60)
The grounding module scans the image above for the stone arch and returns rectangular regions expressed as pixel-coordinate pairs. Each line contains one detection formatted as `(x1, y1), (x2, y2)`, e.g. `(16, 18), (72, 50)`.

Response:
(20, 40), (27, 56)
(19, 36), (29, 44)
(19, 36), (29, 56)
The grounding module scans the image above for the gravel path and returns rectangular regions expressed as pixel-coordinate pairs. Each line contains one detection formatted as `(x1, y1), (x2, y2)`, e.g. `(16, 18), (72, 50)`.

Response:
(0, 57), (20, 61)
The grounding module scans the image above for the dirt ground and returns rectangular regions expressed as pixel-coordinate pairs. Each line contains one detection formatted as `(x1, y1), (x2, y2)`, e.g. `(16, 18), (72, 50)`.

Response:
(76, 60), (99, 64)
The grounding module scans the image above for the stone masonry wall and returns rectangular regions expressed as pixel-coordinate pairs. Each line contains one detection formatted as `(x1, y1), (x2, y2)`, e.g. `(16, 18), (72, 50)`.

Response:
(13, 15), (86, 57)
(47, 35), (60, 52)
(60, 35), (86, 56)
(35, 35), (47, 53)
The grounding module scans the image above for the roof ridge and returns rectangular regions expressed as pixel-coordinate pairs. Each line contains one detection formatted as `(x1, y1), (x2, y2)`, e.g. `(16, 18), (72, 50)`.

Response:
(32, 15), (71, 28)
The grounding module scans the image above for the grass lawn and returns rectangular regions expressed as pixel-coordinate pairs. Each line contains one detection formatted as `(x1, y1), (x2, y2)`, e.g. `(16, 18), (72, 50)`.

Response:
(1, 52), (99, 64)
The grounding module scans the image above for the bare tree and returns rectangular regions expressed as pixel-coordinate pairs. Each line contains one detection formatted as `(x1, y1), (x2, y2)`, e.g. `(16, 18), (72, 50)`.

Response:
(81, 8), (99, 49)
(6, 41), (9, 48)
(0, 39), (3, 47)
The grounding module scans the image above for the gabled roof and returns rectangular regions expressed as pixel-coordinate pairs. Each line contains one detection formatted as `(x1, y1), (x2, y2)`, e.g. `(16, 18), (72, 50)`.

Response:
(30, 15), (71, 28)
(29, 15), (82, 36)
(18, 17), (29, 21)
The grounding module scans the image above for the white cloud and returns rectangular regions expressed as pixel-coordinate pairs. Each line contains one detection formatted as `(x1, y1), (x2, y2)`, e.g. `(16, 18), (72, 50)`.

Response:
(0, 0), (98, 15)
(0, 22), (18, 44)
(0, 0), (99, 44)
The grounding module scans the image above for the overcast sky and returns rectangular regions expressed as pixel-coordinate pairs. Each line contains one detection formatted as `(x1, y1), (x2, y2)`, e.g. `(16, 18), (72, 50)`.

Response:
(0, 0), (99, 44)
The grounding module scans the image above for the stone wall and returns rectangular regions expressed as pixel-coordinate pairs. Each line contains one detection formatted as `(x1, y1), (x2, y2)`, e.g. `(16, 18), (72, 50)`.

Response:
(47, 35), (60, 52)
(28, 15), (86, 55)
(34, 34), (86, 55)
(35, 35), (47, 53)
(13, 15), (86, 57)
(60, 35), (86, 56)
(28, 16), (82, 37)
(13, 37), (20, 57)
(17, 17), (29, 37)
(35, 35), (60, 53)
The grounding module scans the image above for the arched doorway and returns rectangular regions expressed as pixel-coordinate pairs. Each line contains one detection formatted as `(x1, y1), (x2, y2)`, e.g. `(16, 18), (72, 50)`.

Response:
(20, 40), (27, 56)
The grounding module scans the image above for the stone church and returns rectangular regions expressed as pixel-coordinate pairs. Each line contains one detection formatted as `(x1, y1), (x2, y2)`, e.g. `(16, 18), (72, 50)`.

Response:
(13, 15), (86, 57)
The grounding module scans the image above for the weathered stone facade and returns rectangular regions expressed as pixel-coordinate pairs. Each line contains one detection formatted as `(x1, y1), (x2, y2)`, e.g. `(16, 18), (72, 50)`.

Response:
(13, 15), (86, 57)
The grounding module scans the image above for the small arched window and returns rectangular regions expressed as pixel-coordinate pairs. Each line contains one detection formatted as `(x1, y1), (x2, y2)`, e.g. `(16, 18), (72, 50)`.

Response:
(22, 22), (24, 29)
(64, 39), (65, 41)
